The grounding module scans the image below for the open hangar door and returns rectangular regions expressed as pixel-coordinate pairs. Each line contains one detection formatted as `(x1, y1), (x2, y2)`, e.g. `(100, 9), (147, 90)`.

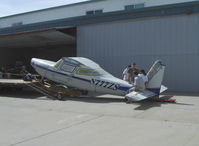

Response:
(0, 27), (76, 73)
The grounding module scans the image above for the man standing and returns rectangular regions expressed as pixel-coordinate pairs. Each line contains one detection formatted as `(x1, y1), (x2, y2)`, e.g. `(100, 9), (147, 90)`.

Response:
(127, 63), (139, 84)
(122, 65), (131, 81)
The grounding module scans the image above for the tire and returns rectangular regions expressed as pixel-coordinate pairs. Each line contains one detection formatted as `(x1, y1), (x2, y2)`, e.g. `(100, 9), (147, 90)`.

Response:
(56, 92), (64, 100)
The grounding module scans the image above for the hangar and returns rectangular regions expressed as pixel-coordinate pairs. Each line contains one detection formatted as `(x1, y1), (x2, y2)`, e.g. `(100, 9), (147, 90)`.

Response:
(0, 0), (199, 92)
(0, 27), (76, 66)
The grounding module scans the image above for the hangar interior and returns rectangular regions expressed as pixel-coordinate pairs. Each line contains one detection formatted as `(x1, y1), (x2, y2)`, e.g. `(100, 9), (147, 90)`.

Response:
(0, 27), (76, 71)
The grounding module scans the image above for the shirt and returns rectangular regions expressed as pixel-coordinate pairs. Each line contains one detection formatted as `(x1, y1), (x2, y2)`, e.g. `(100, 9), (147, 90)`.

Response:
(128, 67), (139, 77)
(138, 74), (148, 83)
(134, 76), (145, 91)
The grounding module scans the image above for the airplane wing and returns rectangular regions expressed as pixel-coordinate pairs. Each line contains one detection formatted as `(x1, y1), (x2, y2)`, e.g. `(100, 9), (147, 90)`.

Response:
(125, 90), (157, 101)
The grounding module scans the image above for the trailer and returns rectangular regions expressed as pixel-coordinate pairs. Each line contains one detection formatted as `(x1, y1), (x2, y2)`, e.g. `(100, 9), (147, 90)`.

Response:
(0, 79), (82, 100)
(0, 79), (31, 91)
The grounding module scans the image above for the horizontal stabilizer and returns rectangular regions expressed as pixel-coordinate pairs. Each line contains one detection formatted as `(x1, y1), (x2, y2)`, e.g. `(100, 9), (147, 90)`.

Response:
(160, 85), (168, 93)
(125, 90), (157, 101)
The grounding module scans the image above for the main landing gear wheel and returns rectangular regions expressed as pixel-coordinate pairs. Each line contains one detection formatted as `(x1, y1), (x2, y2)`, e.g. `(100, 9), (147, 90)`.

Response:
(56, 92), (64, 100)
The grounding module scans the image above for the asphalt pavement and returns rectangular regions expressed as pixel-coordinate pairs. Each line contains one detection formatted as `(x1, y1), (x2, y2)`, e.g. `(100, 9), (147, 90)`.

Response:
(0, 91), (199, 146)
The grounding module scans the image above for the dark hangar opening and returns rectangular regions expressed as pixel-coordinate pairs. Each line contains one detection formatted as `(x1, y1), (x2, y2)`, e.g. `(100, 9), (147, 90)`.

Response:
(0, 27), (77, 73)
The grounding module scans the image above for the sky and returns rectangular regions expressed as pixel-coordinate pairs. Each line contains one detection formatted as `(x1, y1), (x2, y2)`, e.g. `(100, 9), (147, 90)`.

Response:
(0, 0), (88, 17)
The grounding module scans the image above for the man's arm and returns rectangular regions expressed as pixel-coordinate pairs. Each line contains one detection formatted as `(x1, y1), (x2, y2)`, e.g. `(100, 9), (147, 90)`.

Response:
(128, 73), (132, 83)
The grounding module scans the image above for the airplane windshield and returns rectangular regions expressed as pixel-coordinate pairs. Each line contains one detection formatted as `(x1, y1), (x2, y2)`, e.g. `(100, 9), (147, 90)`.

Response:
(54, 59), (63, 68)
(55, 57), (112, 77)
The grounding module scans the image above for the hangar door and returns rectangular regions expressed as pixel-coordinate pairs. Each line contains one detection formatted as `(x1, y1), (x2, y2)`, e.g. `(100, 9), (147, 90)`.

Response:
(77, 13), (199, 92)
(0, 27), (76, 72)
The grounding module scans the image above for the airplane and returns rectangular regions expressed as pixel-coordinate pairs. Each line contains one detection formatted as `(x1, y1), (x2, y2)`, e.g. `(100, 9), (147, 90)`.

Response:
(30, 57), (167, 102)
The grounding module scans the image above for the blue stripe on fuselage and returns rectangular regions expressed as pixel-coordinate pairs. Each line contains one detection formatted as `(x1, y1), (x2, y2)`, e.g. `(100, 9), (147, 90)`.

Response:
(71, 76), (90, 83)
(118, 86), (131, 91)
(34, 64), (129, 91)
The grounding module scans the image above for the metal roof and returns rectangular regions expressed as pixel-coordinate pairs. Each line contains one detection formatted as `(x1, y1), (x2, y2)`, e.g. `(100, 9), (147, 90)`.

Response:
(0, 0), (104, 19)
(0, 1), (199, 36)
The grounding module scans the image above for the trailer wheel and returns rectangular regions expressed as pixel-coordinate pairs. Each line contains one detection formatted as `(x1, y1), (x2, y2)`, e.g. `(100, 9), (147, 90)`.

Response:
(56, 92), (64, 100)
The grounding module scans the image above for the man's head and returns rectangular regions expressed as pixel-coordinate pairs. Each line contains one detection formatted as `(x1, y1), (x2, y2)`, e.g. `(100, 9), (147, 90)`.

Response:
(139, 69), (146, 75)
(131, 63), (136, 68)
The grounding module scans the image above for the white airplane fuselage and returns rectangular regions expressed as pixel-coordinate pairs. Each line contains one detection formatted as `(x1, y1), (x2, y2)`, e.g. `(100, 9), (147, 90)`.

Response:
(31, 58), (132, 96)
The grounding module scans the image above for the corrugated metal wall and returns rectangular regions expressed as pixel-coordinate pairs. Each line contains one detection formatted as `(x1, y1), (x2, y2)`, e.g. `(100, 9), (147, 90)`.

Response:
(77, 13), (199, 92)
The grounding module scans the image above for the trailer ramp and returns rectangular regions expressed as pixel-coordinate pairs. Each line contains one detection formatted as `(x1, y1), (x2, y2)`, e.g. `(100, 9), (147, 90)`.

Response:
(26, 81), (56, 99)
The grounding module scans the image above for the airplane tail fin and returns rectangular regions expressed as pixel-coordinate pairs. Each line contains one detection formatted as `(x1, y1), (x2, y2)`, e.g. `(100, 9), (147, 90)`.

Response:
(146, 60), (166, 95)
(124, 60), (167, 102)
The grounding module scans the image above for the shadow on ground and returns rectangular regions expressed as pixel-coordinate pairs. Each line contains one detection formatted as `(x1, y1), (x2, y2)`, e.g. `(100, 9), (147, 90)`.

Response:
(0, 90), (195, 110)
(62, 96), (125, 103)
(134, 95), (194, 110)
(0, 89), (44, 99)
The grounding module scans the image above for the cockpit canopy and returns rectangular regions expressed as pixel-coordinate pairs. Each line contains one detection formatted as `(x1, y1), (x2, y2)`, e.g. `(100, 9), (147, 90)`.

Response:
(54, 57), (110, 76)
